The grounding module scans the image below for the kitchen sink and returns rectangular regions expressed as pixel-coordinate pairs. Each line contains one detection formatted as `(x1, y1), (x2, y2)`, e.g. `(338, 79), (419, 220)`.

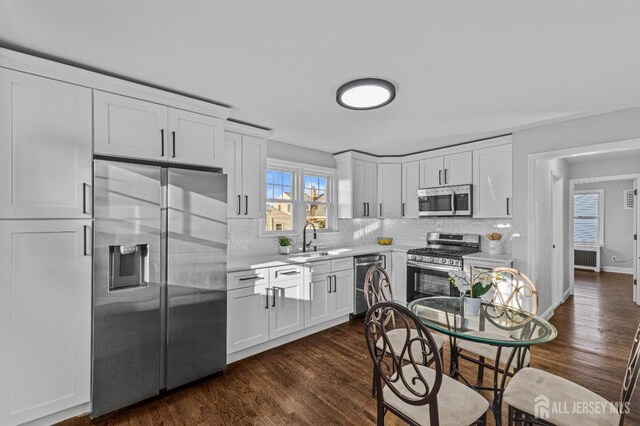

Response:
(290, 251), (330, 258)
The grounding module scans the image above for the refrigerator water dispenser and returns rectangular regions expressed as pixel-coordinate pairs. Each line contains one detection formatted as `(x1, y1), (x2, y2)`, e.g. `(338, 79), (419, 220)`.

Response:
(109, 244), (149, 291)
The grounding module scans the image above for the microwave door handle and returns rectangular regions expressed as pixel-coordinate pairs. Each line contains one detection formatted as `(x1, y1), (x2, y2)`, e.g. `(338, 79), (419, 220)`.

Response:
(450, 192), (456, 215)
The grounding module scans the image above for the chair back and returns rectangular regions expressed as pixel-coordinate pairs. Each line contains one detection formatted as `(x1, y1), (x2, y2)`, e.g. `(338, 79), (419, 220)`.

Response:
(364, 302), (443, 422)
(490, 267), (538, 315)
(364, 265), (394, 308)
(619, 322), (640, 425)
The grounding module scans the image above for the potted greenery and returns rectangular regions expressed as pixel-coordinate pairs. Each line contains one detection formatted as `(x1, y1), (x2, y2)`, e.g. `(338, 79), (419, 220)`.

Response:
(448, 270), (494, 316)
(278, 236), (293, 254)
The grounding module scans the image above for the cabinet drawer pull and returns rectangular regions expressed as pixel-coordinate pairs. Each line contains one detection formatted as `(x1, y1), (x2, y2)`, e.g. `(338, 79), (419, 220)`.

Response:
(172, 131), (176, 158)
(279, 270), (300, 276)
(160, 129), (165, 156)
(239, 275), (262, 281)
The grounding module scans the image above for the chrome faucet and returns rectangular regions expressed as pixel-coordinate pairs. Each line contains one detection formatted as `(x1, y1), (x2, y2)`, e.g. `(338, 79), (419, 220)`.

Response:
(303, 222), (317, 252)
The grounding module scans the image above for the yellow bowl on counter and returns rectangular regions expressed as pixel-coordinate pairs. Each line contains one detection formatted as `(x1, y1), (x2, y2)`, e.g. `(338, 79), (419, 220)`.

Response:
(377, 237), (393, 246)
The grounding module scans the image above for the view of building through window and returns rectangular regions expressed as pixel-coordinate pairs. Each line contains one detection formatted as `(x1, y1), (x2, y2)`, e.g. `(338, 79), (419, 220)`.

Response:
(304, 175), (327, 229)
(266, 169), (294, 231)
(573, 191), (601, 244)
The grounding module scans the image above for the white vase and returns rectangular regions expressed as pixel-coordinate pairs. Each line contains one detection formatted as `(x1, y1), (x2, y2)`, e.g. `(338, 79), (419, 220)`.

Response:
(279, 246), (290, 255)
(464, 297), (482, 316)
(487, 240), (503, 255)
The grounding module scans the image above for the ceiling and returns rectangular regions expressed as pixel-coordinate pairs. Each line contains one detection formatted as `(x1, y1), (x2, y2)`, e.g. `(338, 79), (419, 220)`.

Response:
(1, 1), (640, 155)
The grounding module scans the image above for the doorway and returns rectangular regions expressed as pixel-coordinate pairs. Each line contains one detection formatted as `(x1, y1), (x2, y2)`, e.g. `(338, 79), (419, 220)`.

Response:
(551, 172), (564, 308)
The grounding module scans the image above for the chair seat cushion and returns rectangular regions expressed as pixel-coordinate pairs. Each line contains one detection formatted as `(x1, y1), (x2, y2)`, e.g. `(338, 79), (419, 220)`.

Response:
(503, 367), (620, 426)
(376, 329), (445, 364)
(456, 331), (531, 367)
(382, 364), (489, 426)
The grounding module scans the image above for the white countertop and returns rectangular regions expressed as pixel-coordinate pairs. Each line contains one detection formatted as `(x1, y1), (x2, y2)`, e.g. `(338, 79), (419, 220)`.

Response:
(228, 244), (416, 272)
(463, 252), (514, 263)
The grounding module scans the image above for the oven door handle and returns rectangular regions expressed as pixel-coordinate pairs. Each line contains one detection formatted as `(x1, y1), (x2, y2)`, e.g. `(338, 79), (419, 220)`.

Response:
(407, 261), (460, 272)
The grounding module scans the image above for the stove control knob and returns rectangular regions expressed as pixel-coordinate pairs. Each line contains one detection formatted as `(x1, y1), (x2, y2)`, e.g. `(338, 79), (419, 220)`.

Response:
(427, 257), (435, 263)
(448, 259), (456, 266)
(439, 258), (447, 264)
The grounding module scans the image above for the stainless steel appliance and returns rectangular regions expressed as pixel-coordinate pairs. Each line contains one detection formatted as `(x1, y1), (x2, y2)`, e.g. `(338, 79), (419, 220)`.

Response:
(406, 233), (479, 302)
(417, 184), (472, 217)
(92, 159), (227, 418)
(352, 253), (386, 318)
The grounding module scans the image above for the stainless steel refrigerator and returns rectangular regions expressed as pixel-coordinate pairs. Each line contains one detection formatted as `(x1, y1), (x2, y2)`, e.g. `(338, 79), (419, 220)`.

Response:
(91, 159), (227, 418)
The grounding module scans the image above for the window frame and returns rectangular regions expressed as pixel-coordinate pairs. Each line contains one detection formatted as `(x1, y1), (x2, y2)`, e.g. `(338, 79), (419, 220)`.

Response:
(573, 189), (604, 246)
(265, 165), (297, 234)
(262, 159), (338, 235)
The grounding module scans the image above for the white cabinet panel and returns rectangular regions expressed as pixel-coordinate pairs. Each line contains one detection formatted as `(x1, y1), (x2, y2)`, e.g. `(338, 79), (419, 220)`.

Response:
(473, 144), (512, 218)
(241, 135), (267, 218)
(330, 257), (353, 273)
(351, 159), (367, 218)
(0, 69), (92, 219)
(444, 151), (472, 186)
(420, 157), (444, 188)
(168, 108), (224, 167)
(391, 252), (407, 303)
(94, 91), (167, 160)
(0, 220), (91, 426)
(402, 161), (420, 218)
(269, 279), (305, 339)
(364, 161), (378, 217)
(377, 163), (402, 218)
(331, 269), (354, 318)
(304, 273), (332, 327)
(227, 284), (269, 353)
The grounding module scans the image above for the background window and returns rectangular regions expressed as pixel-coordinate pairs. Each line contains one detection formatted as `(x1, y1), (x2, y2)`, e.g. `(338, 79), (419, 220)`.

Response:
(266, 169), (294, 231)
(304, 174), (328, 229)
(573, 192), (602, 244)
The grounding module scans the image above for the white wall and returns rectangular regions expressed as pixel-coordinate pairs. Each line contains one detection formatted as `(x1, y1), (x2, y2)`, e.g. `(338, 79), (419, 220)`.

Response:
(267, 139), (337, 169)
(569, 154), (640, 180)
(512, 106), (640, 314)
(574, 180), (635, 271)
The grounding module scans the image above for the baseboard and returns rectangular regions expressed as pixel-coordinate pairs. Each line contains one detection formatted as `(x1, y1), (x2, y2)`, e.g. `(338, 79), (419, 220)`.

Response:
(562, 287), (572, 302)
(539, 305), (555, 321)
(22, 402), (90, 426)
(575, 265), (601, 272)
(227, 315), (350, 364)
(601, 266), (634, 275)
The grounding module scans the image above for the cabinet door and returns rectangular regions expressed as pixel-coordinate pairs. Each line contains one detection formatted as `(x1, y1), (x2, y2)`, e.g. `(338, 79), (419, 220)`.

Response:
(304, 273), (332, 327)
(224, 132), (243, 217)
(241, 136), (267, 218)
(377, 163), (402, 218)
(168, 108), (224, 167)
(364, 161), (378, 217)
(269, 279), (305, 339)
(331, 269), (354, 319)
(94, 91), (167, 160)
(402, 161), (420, 218)
(0, 220), (91, 426)
(391, 252), (408, 303)
(443, 151), (472, 186)
(420, 157), (444, 188)
(473, 144), (512, 218)
(0, 69), (92, 219)
(227, 284), (269, 353)
(352, 160), (367, 218)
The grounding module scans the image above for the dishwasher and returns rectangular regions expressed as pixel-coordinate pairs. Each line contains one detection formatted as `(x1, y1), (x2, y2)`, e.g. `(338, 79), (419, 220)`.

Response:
(351, 253), (386, 319)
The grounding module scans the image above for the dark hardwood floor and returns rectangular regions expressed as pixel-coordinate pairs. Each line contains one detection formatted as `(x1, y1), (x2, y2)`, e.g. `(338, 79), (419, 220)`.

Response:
(62, 270), (639, 425)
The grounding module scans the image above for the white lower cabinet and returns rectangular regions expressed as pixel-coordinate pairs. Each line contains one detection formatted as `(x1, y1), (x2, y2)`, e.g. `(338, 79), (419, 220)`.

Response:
(0, 220), (91, 426)
(305, 272), (333, 327)
(269, 279), (305, 339)
(227, 284), (270, 353)
(331, 269), (354, 317)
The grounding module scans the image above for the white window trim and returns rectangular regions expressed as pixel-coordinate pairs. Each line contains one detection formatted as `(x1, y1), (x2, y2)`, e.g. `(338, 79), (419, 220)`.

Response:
(573, 189), (605, 246)
(261, 158), (338, 236)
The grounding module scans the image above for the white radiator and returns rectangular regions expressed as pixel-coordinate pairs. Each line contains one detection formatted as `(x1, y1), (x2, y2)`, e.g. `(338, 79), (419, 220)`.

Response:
(574, 245), (601, 272)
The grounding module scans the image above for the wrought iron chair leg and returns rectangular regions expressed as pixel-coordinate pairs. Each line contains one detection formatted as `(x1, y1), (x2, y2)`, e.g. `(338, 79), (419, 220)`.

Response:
(477, 355), (485, 382)
(371, 368), (376, 397)
(376, 399), (385, 426)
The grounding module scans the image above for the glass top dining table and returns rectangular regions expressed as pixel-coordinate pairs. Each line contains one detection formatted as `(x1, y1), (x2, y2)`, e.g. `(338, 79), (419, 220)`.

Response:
(408, 296), (558, 347)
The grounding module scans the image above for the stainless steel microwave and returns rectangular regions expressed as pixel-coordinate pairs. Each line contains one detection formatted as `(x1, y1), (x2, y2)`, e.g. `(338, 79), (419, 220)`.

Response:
(417, 184), (472, 217)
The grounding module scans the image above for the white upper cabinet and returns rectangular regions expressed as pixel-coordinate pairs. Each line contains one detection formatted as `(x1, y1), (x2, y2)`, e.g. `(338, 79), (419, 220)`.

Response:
(420, 152), (472, 188)
(473, 143), (512, 218)
(377, 163), (402, 218)
(0, 220), (91, 426)
(94, 91), (167, 160)
(336, 153), (378, 218)
(168, 108), (224, 167)
(0, 69), (92, 219)
(95, 91), (223, 167)
(401, 161), (420, 218)
(224, 131), (266, 219)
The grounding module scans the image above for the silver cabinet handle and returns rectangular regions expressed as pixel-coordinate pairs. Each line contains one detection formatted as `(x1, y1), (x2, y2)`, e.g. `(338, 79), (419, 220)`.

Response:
(402, 202), (405, 217)
(444, 168), (448, 184)
(244, 195), (248, 215)
(265, 288), (270, 309)
(363, 203), (367, 217)
(82, 183), (89, 214)
(366, 203), (370, 217)
(172, 131), (176, 158)
(237, 195), (241, 216)
(160, 129), (165, 156)
(272, 286), (283, 307)
(332, 275), (337, 292)
(239, 275), (262, 281)
(439, 170), (442, 185)
(327, 276), (332, 293)
(379, 203), (382, 217)
(279, 270), (300, 276)
(83, 225), (92, 256)
(450, 191), (456, 215)
(507, 197), (511, 216)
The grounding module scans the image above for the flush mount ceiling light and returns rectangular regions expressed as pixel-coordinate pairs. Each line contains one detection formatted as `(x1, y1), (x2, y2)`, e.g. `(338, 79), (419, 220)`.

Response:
(336, 78), (396, 110)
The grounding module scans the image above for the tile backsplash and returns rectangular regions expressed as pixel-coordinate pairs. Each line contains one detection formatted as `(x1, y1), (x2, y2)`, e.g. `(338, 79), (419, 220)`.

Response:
(228, 217), (513, 258)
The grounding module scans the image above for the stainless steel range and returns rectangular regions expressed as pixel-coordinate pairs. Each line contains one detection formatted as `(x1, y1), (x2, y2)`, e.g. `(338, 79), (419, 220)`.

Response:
(406, 232), (480, 302)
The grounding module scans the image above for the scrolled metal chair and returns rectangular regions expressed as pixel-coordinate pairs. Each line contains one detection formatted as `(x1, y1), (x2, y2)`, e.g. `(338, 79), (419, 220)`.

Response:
(454, 268), (538, 396)
(364, 265), (446, 396)
(504, 322), (640, 425)
(365, 302), (489, 425)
